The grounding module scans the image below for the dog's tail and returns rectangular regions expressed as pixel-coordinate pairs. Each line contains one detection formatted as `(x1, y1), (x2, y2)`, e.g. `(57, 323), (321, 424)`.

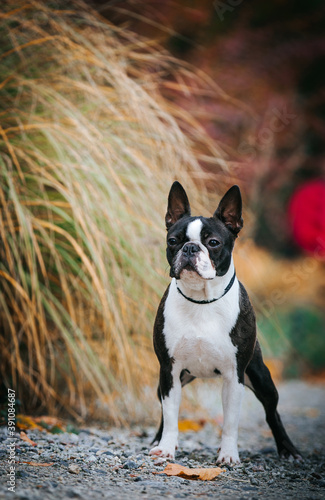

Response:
(151, 413), (163, 445)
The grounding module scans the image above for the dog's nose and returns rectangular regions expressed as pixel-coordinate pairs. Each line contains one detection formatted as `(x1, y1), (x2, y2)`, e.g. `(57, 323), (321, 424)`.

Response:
(182, 242), (200, 256)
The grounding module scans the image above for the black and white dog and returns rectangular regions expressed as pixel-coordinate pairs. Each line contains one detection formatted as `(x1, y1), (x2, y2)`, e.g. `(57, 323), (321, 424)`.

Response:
(149, 181), (301, 464)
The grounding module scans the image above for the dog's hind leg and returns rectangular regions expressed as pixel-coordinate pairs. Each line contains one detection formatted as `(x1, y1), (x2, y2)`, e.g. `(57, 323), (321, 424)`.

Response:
(245, 341), (302, 460)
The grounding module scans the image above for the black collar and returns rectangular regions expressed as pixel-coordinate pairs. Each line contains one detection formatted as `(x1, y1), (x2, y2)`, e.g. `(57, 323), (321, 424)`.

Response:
(176, 270), (236, 305)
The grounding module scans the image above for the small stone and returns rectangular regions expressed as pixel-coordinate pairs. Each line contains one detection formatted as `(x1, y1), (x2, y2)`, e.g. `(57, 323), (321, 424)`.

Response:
(16, 471), (29, 479)
(68, 464), (80, 475)
(123, 460), (139, 469)
(252, 464), (265, 472)
(153, 458), (167, 466)
(250, 477), (260, 486)
(58, 459), (69, 466)
(94, 468), (107, 475)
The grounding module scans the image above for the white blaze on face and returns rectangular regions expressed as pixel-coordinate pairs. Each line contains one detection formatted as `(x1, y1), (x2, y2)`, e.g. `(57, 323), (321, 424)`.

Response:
(182, 219), (216, 280)
(186, 218), (203, 242)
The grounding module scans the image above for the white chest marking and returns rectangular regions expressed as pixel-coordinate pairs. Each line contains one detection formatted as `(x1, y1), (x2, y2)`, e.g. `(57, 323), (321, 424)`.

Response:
(163, 277), (240, 379)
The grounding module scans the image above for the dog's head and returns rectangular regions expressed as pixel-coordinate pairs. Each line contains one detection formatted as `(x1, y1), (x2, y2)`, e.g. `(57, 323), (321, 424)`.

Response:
(165, 182), (243, 280)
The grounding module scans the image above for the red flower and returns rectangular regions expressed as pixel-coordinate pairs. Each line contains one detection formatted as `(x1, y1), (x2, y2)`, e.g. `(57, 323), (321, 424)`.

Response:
(288, 179), (325, 258)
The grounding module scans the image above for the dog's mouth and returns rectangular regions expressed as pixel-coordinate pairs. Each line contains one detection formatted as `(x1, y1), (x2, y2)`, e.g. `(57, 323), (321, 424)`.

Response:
(182, 263), (196, 272)
(173, 258), (204, 280)
(171, 261), (195, 279)
(179, 263), (199, 279)
(172, 251), (216, 281)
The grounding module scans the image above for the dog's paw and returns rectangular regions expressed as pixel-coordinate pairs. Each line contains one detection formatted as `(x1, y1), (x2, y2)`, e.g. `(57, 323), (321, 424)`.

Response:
(149, 445), (175, 459)
(217, 447), (240, 465)
(279, 443), (303, 462)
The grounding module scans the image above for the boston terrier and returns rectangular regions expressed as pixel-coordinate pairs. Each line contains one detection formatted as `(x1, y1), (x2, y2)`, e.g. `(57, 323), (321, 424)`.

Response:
(149, 181), (301, 464)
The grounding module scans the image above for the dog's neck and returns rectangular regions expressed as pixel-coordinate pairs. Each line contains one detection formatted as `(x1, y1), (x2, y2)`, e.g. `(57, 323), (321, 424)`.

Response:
(174, 258), (236, 303)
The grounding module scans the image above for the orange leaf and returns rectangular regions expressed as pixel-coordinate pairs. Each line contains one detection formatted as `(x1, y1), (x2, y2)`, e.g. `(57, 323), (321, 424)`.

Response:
(34, 416), (64, 427)
(20, 431), (37, 447)
(157, 462), (224, 481)
(23, 462), (54, 467)
(16, 415), (44, 431)
(178, 419), (205, 433)
(17, 414), (66, 433)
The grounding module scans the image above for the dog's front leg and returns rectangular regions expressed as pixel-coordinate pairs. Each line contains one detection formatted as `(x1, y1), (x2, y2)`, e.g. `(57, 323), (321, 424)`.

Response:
(150, 366), (181, 459)
(218, 373), (245, 464)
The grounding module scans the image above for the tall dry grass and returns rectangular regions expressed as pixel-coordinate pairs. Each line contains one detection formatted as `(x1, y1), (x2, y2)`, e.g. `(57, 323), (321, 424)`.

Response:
(0, 0), (230, 421)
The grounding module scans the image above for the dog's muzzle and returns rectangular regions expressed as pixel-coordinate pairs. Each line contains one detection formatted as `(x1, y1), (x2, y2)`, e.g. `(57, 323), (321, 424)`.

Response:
(171, 241), (216, 280)
(171, 242), (201, 278)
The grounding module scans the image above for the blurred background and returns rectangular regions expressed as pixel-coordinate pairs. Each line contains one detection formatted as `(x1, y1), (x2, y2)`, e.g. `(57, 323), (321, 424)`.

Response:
(0, 0), (324, 425)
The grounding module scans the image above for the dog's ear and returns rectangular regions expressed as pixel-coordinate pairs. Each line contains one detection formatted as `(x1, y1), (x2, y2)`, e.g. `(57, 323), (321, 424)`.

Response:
(165, 181), (191, 230)
(214, 185), (243, 235)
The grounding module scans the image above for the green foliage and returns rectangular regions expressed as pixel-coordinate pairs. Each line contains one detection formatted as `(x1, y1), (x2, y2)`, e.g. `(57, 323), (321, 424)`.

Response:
(258, 306), (325, 376)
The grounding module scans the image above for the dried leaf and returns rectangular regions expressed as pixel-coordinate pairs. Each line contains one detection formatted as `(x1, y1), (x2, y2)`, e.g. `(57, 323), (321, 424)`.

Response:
(17, 414), (66, 433)
(17, 415), (44, 431)
(20, 431), (37, 447)
(157, 462), (224, 481)
(178, 419), (205, 433)
(23, 462), (54, 467)
(34, 416), (64, 427)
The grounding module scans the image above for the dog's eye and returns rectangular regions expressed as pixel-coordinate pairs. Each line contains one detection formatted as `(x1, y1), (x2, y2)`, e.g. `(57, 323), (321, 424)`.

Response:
(209, 239), (220, 248)
(168, 237), (177, 246)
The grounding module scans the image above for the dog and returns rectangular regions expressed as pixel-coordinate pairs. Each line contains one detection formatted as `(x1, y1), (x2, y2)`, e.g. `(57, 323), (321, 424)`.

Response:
(149, 181), (301, 464)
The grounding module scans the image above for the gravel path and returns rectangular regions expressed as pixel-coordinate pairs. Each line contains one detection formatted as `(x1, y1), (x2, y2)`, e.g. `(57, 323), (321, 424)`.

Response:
(0, 380), (324, 499)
